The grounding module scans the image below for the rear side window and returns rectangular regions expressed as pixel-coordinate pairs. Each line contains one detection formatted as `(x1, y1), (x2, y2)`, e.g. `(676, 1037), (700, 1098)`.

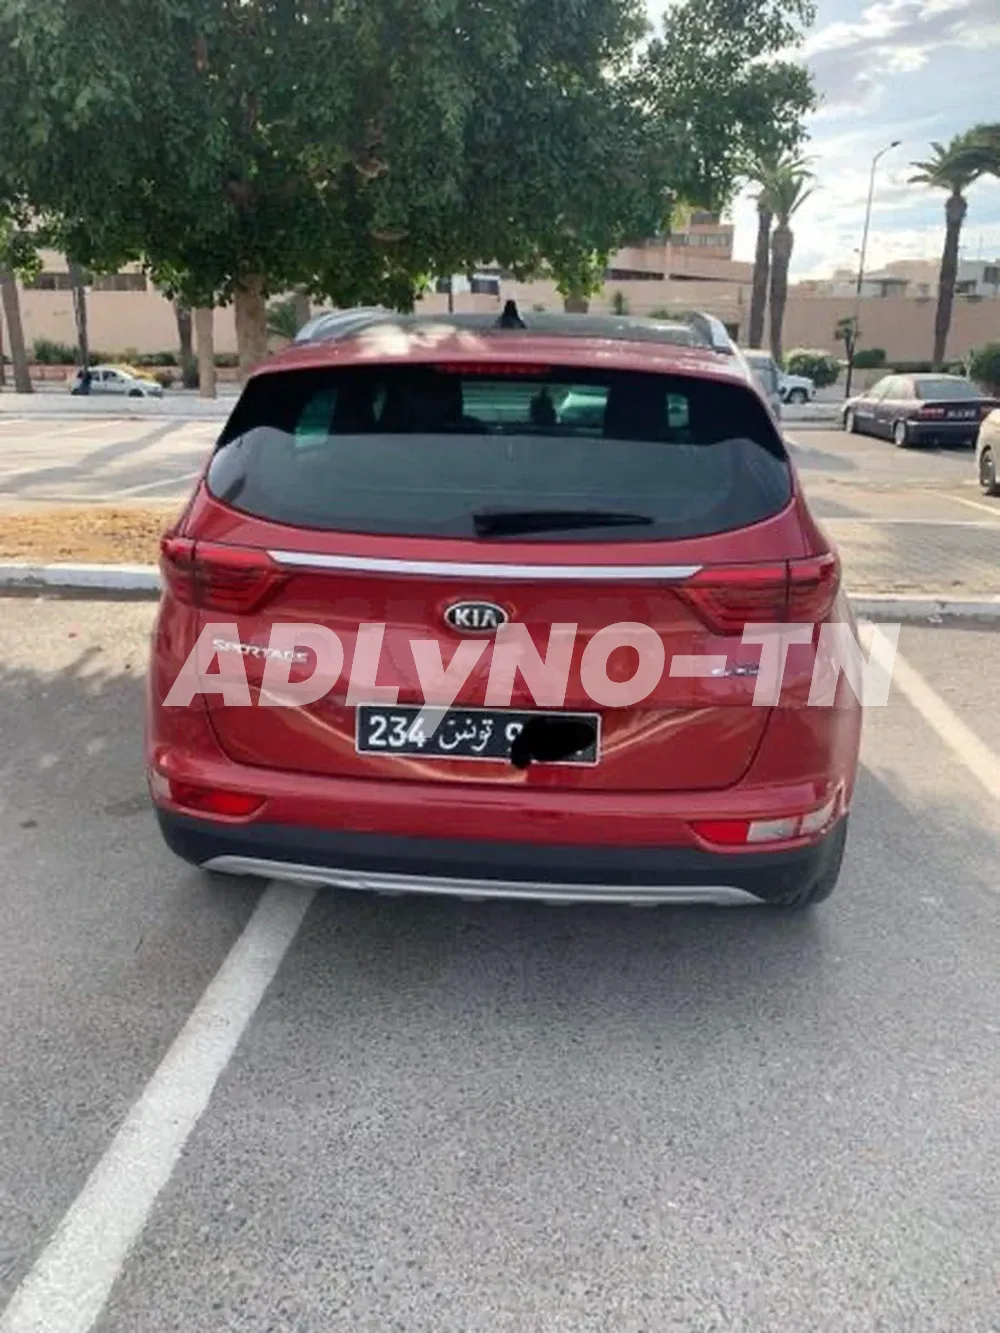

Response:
(207, 363), (792, 542)
(914, 377), (979, 400)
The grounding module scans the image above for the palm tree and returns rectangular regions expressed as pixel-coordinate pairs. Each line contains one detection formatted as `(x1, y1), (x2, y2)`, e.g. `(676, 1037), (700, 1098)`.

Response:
(947, 123), (1000, 179)
(910, 133), (994, 368)
(742, 151), (810, 349)
(767, 166), (814, 364)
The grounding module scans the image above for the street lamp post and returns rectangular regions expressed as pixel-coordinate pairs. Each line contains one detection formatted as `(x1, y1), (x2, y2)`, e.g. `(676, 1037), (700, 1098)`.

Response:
(844, 139), (901, 399)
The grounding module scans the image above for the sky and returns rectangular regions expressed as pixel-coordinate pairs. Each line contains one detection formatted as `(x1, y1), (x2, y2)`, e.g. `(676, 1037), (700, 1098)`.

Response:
(651, 0), (1000, 278)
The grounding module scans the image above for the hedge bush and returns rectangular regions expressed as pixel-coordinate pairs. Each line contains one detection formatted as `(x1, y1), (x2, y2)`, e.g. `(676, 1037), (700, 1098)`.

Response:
(852, 347), (886, 369)
(969, 344), (1000, 395)
(883, 360), (966, 375)
(32, 337), (77, 365)
(785, 349), (840, 388)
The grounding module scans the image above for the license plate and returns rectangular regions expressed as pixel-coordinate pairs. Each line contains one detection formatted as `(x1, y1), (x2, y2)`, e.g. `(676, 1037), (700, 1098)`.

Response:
(355, 704), (600, 764)
(947, 408), (976, 419)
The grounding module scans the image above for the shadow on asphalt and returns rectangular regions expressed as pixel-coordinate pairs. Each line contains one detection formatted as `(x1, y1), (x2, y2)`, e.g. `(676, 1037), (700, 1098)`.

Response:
(1, 638), (996, 1014)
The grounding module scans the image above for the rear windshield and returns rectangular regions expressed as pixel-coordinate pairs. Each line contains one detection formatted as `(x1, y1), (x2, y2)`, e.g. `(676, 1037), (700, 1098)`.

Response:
(914, 377), (979, 400)
(206, 363), (791, 542)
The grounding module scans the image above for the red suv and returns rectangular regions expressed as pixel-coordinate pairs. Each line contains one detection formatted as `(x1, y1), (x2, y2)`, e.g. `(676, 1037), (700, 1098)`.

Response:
(146, 308), (861, 908)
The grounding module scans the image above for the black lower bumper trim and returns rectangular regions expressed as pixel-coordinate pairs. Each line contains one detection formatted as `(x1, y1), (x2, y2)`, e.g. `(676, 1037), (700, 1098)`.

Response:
(156, 809), (847, 904)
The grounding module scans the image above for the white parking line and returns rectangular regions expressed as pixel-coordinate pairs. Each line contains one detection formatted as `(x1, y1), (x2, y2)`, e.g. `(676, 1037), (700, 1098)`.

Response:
(0, 882), (316, 1333)
(865, 630), (1000, 805)
(944, 494), (1000, 520)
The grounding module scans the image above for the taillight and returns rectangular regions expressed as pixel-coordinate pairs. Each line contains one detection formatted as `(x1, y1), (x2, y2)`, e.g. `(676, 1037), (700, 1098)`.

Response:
(160, 536), (287, 613)
(676, 553), (840, 634)
(787, 552), (840, 622)
(676, 563), (788, 634)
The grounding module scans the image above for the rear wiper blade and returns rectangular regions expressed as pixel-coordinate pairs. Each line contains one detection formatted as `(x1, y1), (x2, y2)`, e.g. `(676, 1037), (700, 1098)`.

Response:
(472, 507), (654, 537)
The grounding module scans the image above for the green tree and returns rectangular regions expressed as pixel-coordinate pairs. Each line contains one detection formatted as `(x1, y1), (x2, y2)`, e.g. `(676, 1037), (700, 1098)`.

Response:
(2, 0), (816, 377)
(910, 133), (995, 369)
(767, 163), (813, 363)
(969, 343), (1000, 395)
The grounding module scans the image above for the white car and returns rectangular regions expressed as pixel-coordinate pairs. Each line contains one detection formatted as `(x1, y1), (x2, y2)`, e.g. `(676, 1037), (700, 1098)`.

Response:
(779, 371), (816, 404)
(976, 407), (1000, 496)
(68, 364), (165, 397)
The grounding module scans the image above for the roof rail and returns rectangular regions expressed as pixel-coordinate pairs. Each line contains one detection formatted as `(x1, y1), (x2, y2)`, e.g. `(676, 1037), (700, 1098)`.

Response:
(293, 303), (737, 354)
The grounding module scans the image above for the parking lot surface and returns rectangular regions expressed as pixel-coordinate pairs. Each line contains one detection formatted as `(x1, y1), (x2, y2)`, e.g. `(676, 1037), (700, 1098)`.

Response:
(2, 414), (997, 601)
(0, 599), (997, 1332)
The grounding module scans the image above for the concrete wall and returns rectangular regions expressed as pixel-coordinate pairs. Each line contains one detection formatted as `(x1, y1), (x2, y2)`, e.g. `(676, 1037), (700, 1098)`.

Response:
(15, 287), (240, 356)
(781, 294), (1000, 362)
(10, 272), (999, 365)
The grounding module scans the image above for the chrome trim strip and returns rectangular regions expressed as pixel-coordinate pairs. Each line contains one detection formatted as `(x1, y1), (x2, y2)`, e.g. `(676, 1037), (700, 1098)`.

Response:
(268, 551), (702, 582)
(203, 856), (761, 906)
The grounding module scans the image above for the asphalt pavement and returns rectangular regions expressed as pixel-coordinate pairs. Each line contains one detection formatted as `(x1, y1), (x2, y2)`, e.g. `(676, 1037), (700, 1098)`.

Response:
(3, 412), (998, 600)
(0, 599), (997, 1332)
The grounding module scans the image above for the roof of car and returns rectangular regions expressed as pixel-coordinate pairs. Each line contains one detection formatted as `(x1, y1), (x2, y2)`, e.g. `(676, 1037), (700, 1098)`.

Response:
(255, 306), (753, 386)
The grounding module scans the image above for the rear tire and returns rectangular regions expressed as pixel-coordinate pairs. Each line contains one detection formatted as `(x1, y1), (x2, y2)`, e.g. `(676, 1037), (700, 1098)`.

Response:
(128, 388), (144, 398)
(979, 444), (1000, 496)
(892, 419), (910, 448)
(787, 388), (808, 404)
(771, 819), (848, 909)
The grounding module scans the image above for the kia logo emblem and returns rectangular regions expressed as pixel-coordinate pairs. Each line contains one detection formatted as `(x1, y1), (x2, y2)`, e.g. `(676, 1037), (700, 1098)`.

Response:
(444, 601), (509, 634)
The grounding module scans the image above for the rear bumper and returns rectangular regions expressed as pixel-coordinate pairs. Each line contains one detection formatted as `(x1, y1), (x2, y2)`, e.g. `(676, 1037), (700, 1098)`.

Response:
(156, 808), (848, 906)
(906, 420), (979, 443)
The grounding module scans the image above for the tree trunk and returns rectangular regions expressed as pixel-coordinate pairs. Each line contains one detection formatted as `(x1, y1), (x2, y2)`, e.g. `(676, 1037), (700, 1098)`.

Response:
(193, 306), (216, 399)
(292, 289), (311, 332)
(768, 222), (793, 365)
(173, 301), (197, 388)
(0, 296), (6, 387)
(234, 275), (269, 379)
(0, 269), (33, 393)
(933, 191), (967, 369)
(69, 261), (90, 368)
(562, 294), (590, 313)
(748, 204), (772, 347)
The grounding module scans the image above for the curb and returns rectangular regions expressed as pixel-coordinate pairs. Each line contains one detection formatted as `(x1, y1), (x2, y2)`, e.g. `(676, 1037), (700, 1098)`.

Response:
(2, 564), (999, 622)
(0, 562), (161, 594)
(849, 594), (1000, 622)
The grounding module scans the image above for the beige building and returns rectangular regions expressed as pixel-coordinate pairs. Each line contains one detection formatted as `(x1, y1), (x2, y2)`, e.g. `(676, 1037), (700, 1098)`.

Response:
(9, 232), (999, 369)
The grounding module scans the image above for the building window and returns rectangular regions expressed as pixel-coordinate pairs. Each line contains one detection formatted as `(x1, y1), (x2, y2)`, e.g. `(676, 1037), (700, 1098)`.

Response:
(605, 267), (664, 281)
(92, 273), (148, 292)
(24, 272), (74, 290)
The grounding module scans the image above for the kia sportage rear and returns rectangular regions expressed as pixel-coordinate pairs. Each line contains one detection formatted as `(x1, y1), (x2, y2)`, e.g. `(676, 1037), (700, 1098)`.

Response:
(146, 310), (861, 908)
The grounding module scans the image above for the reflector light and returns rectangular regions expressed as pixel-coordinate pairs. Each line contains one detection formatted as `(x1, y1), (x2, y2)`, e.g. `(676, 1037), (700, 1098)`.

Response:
(167, 781), (265, 818)
(798, 793), (838, 836)
(747, 817), (800, 843)
(692, 794), (840, 847)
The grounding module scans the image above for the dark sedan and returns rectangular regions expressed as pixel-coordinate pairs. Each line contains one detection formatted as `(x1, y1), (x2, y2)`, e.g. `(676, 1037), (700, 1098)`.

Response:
(842, 373), (998, 447)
